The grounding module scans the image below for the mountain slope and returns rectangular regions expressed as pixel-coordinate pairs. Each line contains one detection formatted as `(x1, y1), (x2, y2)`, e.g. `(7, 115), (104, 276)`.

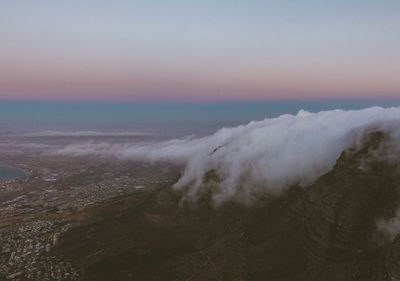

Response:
(57, 130), (400, 281)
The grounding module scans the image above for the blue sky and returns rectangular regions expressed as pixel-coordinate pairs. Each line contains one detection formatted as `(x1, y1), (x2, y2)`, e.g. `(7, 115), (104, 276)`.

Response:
(0, 0), (399, 101)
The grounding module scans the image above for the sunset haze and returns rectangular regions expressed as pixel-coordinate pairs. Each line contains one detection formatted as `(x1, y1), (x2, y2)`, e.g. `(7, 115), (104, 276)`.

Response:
(1, 0), (399, 101)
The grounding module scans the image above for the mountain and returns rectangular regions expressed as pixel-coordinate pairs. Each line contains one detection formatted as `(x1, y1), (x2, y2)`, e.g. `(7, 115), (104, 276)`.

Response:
(56, 130), (400, 281)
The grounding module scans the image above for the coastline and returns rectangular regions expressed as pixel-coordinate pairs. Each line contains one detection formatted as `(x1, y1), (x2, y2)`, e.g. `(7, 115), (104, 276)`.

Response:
(0, 163), (31, 183)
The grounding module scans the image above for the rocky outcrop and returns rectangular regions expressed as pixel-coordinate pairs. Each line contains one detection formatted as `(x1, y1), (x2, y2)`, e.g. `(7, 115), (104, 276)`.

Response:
(299, 131), (400, 281)
(56, 130), (400, 281)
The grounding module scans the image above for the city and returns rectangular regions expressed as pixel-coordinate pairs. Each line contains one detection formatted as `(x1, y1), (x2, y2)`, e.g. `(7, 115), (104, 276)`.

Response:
(0, 153), (178, 280)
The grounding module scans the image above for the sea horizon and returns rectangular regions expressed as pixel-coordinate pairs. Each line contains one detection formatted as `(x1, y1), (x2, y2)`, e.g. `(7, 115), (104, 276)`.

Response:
(1, 98), (400, 138)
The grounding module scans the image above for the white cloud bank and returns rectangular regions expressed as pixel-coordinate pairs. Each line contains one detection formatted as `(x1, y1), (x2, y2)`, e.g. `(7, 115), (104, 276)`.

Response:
(20, 130), (152, 137)
(55, 106), (400, 203)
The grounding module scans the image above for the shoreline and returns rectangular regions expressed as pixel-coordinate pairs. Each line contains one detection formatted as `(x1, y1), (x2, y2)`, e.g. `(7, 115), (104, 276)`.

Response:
(0, 163), (31, 183)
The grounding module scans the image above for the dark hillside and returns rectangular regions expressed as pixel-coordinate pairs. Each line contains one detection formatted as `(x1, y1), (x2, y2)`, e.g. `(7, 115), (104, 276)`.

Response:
(57, 131), (400, 281)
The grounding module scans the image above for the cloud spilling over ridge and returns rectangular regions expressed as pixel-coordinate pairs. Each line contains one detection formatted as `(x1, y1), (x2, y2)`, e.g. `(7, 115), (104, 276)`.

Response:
(55, 107), (400, 203)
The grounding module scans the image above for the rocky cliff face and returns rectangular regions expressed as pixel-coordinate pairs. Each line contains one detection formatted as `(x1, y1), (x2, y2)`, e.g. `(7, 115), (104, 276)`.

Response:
(300, 131), (400, 281)
(57, 130), (400, 281)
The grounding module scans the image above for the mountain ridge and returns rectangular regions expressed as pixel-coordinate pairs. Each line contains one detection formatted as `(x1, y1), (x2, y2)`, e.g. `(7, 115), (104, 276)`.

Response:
(56, 129), (400, 281)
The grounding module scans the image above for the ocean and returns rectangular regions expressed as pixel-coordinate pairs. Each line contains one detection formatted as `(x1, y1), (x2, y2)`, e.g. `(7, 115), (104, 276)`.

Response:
(1, 100), (399, 138)
(0, 164), (30, 182)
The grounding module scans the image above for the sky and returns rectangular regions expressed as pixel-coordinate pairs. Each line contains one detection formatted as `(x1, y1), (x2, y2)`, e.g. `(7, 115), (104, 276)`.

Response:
(0, 0), (399, 102)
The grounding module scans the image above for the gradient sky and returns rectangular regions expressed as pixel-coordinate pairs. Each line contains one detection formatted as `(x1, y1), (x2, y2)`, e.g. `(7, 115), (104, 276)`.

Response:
(1, 0), (399, 101)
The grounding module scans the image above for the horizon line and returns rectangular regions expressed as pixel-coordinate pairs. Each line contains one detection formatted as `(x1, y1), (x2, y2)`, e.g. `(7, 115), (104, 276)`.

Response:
(1, 96), (400, 104)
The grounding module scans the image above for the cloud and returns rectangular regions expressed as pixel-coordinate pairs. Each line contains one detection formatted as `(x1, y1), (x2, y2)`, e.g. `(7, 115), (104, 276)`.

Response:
(17, 130), (153, 138)
(378, 209), (400, 241)
(53, 106), (400, 204)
